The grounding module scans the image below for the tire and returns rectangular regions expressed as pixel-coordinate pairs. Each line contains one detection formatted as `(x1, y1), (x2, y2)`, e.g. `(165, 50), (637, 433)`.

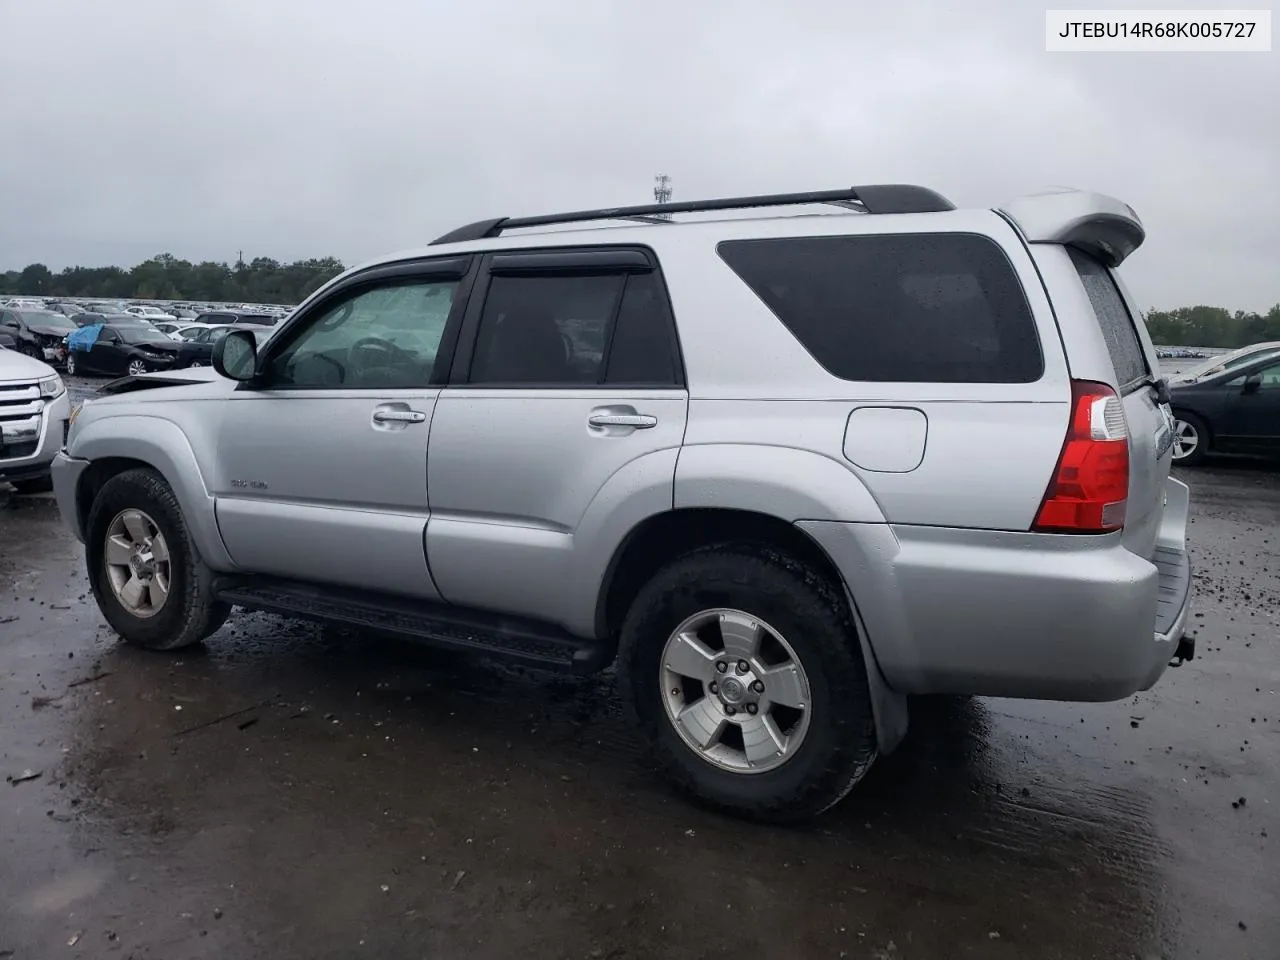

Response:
(618, 545), (877, 822)
(127, 359), (148, 377)
(11, 474), (54, 494)
(1171, 411), (1209, 466)
(64, 352), (78, 376)
(20, 343), (41, 360)
(85, 468), (230, 650)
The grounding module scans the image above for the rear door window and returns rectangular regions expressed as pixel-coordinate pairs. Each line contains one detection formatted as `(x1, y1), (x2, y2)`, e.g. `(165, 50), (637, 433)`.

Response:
(1068, 248), (1150, 391)
(717, 233), (1042, 383)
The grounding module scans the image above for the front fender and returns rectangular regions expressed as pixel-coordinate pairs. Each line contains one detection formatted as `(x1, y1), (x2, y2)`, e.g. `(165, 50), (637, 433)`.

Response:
(674, 444), (886, 522)
(71, 415), (237, 571)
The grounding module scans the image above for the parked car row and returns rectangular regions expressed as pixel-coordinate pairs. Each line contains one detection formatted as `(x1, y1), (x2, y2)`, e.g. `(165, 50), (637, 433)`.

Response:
(64, 321), (273, 377)
(2, 296), (293, 322)
(0, 304), (279, 378)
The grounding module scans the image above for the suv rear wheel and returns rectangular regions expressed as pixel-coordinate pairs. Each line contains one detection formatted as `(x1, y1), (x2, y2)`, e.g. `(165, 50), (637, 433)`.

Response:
(618, 546), (877, 822)
(86, 468), (230, 650)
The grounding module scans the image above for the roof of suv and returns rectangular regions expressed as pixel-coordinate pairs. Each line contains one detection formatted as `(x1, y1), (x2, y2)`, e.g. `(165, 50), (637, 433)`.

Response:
(343, 185), (1145, 287)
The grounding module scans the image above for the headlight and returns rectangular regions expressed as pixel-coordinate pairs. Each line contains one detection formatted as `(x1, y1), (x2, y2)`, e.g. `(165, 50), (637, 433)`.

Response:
(38, 375), (65, 399)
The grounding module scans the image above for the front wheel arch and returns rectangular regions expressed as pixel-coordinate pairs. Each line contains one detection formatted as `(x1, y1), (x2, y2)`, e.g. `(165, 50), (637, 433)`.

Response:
(70, 416), (238, 571)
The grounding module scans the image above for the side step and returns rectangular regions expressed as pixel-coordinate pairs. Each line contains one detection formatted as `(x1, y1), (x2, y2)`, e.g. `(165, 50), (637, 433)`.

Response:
(212, 576), (613, 675)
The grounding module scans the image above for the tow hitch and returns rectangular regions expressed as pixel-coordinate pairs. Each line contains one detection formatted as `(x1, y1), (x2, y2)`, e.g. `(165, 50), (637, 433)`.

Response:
(1169, 633), (1196, 667)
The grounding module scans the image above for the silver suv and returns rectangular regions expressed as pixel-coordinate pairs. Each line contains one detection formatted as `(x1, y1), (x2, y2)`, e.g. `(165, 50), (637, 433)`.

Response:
(51, 185), (1192, 821)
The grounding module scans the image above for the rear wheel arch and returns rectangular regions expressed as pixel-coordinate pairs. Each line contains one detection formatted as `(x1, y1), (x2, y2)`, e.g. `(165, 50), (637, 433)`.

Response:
(596, 508), (851, 639)
(597, 508), (910, 757)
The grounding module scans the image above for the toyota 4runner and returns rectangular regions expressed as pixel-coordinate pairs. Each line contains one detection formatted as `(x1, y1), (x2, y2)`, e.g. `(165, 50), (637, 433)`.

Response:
(51, 184), (1193, 821)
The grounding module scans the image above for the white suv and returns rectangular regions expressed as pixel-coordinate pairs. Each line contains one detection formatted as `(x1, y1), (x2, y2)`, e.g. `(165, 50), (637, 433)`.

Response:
(0, 342), (71, 493)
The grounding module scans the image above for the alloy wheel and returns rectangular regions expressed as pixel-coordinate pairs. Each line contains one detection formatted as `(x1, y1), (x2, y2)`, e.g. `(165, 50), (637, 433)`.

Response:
(1172, 419), (1199, 460)
(659, 608), (812, 774)
(103, 508), (171, 619)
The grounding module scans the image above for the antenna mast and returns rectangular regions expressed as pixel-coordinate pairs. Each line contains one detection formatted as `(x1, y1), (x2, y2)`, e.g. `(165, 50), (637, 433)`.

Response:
(653, 174), (672, 220)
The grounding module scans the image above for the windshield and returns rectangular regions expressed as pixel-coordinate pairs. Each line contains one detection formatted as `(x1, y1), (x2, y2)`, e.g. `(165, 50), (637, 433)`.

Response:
(118, 326), (174, 345)
(18, 310), (77, 330)
(1184, 346), (1280, 379)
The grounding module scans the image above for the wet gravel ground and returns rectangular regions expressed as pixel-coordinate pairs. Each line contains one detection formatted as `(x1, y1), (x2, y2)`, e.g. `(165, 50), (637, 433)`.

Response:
(1, 408), (1277, 958)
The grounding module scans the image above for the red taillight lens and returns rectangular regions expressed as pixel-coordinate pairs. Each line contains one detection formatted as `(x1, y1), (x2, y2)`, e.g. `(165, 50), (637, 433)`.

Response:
(1033, 380), (1129, 533)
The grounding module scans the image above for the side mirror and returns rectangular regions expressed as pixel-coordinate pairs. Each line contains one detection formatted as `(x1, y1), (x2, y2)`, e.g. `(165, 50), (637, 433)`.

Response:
(213, 329), (258, 381)
(1242, 375), (1261, 395)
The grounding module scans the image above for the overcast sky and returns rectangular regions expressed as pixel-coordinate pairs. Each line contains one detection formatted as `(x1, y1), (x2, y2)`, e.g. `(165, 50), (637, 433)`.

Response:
(1, 0), (1276, 311)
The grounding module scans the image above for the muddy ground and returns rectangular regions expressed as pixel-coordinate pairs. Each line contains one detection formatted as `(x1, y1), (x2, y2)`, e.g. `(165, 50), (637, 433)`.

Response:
(1, 448), (1276, 959)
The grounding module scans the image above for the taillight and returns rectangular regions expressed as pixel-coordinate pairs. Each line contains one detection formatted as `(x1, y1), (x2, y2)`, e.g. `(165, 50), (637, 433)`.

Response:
(1033, 380), (1129, 534)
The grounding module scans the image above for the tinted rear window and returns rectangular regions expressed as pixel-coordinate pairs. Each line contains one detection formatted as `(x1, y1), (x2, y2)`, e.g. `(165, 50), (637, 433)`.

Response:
(1068, 248), (1149, 389)
(717, 233), (1042, 383)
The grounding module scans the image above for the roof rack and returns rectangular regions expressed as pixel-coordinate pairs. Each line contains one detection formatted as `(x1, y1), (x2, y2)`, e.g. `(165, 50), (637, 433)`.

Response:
(430, 184), (954, 245)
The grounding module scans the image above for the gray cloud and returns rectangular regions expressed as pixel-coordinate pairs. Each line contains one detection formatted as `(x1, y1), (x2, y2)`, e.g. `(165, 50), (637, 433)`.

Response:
(2, 0), (1276, 310)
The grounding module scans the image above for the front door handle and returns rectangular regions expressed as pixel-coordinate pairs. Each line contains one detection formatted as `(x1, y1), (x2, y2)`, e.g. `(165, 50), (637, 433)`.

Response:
(373, 408), (427, 424)
(588, 413), (657, 429)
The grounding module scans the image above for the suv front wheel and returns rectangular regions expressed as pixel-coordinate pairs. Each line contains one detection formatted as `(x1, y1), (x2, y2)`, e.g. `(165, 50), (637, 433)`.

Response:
(86, 468), (230, 650)
(618, 546), (877, 822)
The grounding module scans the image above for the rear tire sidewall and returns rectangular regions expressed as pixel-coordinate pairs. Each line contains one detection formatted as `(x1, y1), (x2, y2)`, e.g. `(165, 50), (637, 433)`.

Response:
(619, 548), (875, 820)
(86, 469), (227, 649)
(1173, 411), (1209, 466)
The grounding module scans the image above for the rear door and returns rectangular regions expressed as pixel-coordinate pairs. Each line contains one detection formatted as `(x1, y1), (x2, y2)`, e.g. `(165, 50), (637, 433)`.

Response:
(1066, 249), (1170, 559)
(425, 248), (688, 628)
(87, 327), (125, 374)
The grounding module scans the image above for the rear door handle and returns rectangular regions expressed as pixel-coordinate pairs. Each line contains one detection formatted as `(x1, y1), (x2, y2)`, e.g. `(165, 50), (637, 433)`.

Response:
(588, 413), (657, 429)
(373, 409), (427, 424)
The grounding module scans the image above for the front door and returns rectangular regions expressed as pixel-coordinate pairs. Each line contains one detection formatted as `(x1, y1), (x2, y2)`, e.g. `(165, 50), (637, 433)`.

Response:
(426, 251), (688, 631)
(1222, 359), (1280, 455)
(82, 327), (124, 374)
(211, 262), (471, 599)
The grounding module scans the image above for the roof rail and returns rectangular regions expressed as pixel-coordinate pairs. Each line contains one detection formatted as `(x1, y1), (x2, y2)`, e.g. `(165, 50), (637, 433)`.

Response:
(430, 184), (954, 245)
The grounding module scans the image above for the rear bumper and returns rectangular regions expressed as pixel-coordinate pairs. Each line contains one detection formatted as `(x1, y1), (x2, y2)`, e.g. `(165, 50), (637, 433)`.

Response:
(798, 478), (1193, 702)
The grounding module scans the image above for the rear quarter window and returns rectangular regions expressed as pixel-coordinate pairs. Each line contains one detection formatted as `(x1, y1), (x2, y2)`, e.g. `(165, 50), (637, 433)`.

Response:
(1067, 248), (1149, 390)
(717, 233), (1043, 383)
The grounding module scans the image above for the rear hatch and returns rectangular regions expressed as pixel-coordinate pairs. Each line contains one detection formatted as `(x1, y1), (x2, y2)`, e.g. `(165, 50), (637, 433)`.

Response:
(1067, 249), (1172, 560)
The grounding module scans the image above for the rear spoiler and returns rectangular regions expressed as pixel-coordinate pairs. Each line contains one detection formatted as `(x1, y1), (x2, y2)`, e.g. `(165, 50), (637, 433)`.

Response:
(997, 187), (1145, 267)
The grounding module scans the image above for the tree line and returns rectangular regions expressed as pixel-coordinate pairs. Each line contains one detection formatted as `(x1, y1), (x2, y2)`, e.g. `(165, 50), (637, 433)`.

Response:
(3, 254), (347, 306)
(1143, 304), (1280, 348)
